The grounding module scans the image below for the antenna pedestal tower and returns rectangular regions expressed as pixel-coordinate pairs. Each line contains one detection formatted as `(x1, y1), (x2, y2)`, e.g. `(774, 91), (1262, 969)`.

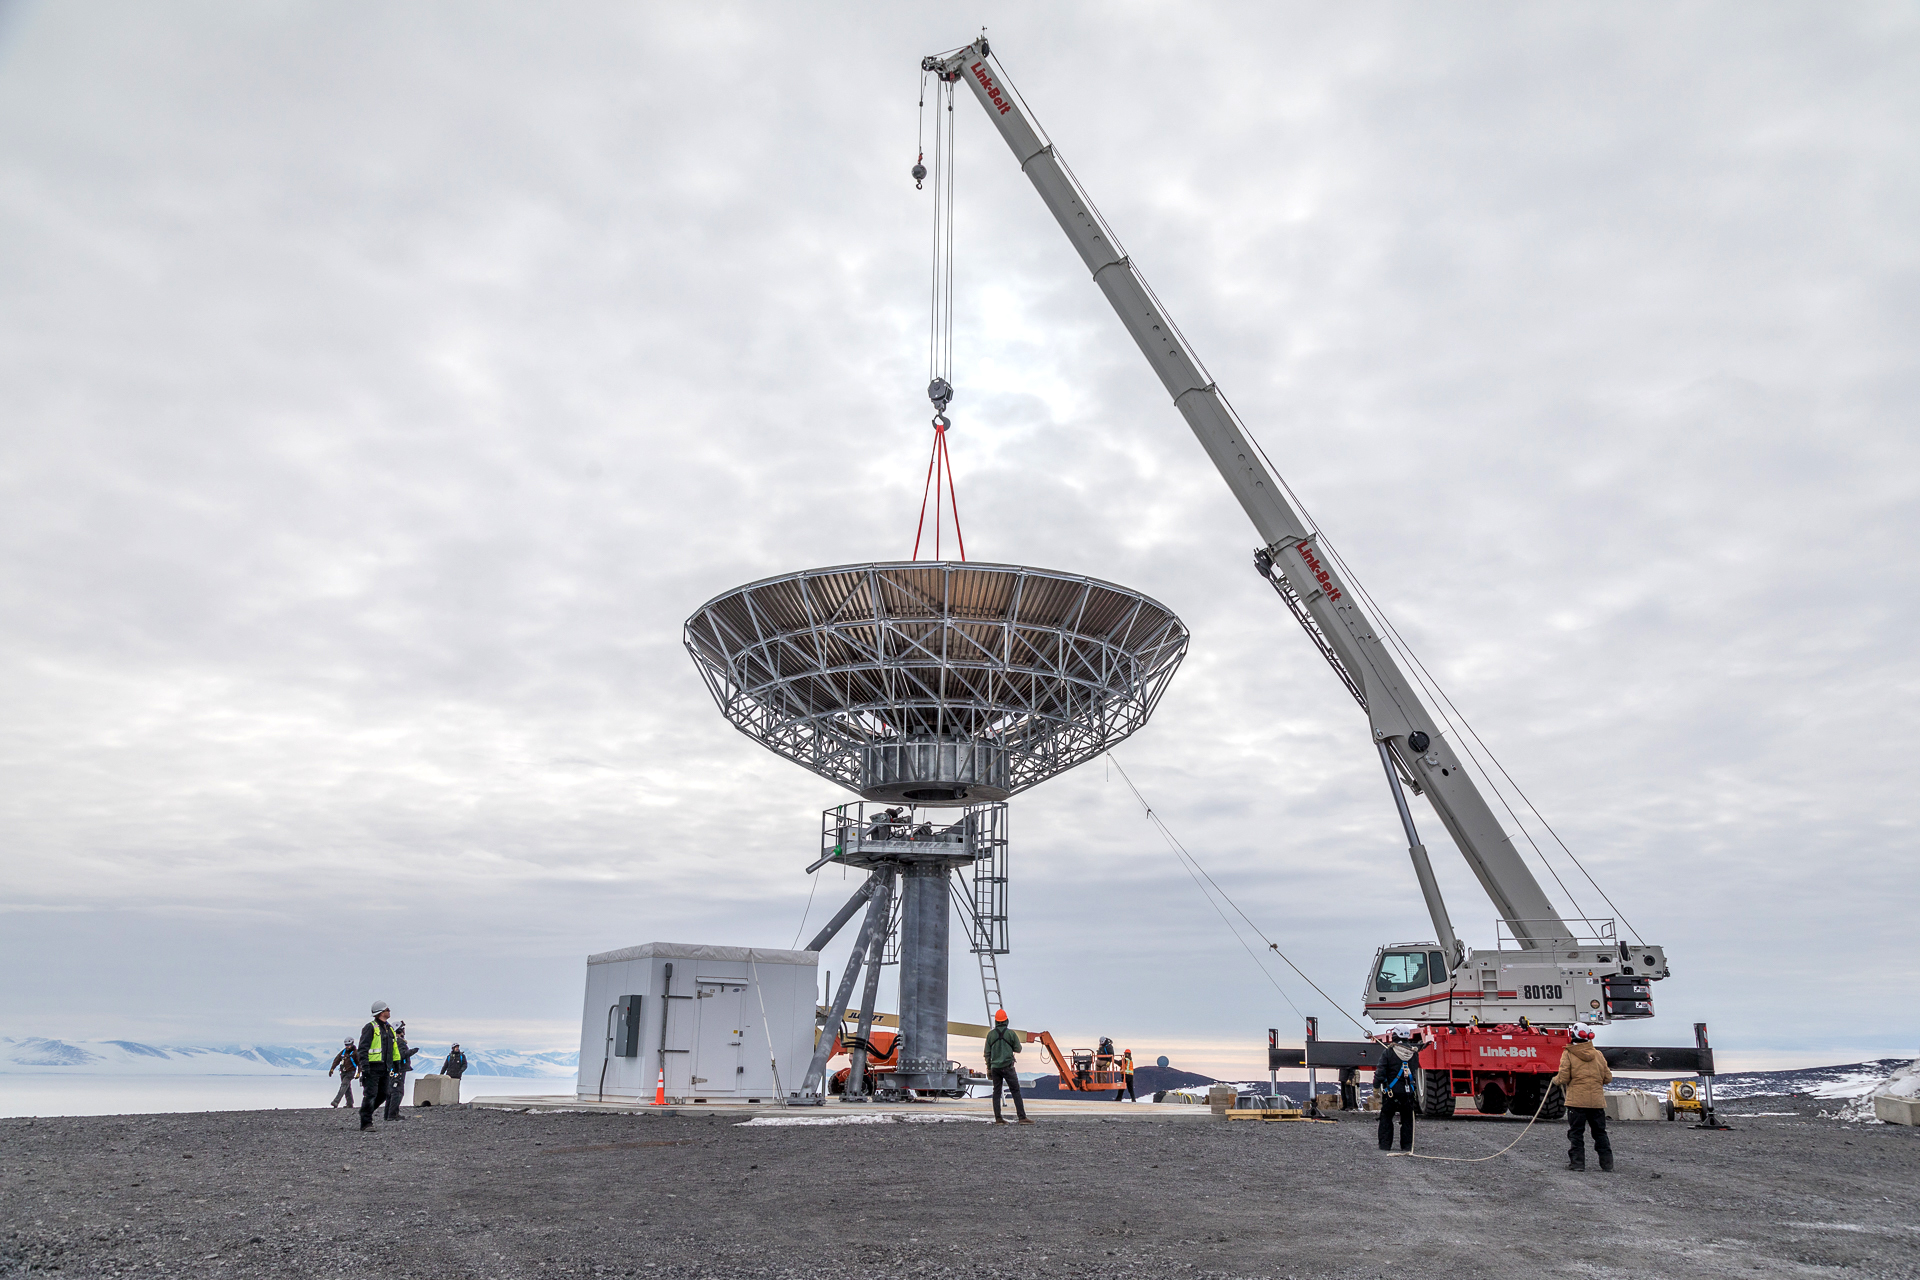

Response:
(685, 561), (1188, 1102)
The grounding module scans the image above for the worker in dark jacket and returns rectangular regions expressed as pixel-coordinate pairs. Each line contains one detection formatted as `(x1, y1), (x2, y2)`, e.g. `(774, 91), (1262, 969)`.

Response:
(1373, 1027), (1421, 1152)
(357, 1002), (401, 1130)
(328, 1038), (358, 1108)
(985, 1009), (1031, 1125)
(442, 1044), (468, 1079)
(1338, 1065), (1359, 1111)
(386, 1020), (417, 1120)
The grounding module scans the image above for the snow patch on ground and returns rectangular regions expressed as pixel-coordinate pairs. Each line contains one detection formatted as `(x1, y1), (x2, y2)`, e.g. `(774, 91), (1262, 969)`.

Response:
(1815, 1058), (1920, 1123)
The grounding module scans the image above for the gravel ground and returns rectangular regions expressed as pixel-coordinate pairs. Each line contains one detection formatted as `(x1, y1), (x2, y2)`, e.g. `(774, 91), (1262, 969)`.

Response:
(3, 1095), (1916, 1279)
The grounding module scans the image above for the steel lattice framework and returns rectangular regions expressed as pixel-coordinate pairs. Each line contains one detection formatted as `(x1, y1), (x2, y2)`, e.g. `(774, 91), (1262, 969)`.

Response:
(685, 561), (1189, 802)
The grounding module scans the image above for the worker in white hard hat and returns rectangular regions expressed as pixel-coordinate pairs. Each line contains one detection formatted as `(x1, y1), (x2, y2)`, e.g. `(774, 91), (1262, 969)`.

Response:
(1373, 1026), (1421, 1152)
(385, 1020), (418, 1122)
(1554, 1025), (1614, 1171)
(327, 1037), (358, 1109)
(356, 1001), (401, 1131)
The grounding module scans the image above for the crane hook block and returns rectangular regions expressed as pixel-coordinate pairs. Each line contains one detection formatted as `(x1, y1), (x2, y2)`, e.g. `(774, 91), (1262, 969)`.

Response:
(912, 161), (927, 187)
(932, 413), (951, 430)
(927, 377), (954, 413)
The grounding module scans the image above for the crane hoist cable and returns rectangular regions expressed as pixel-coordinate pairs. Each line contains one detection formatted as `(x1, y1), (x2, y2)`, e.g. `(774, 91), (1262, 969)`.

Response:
(910, 67), (965, 562)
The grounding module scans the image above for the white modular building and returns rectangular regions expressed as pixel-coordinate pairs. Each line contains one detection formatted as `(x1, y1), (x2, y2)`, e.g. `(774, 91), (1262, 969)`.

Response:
(577, 942), (818, 1103)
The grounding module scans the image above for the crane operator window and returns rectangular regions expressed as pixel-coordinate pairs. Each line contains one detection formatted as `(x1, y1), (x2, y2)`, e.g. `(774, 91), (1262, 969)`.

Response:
(1375, 951), (1433, 993)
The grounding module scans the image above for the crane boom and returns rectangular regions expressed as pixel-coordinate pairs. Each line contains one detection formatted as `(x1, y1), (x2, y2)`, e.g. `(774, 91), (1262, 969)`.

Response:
(928, 39), (1569, 951)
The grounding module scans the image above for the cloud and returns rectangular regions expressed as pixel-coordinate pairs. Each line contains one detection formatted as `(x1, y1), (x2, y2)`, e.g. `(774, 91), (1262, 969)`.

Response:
(0, 1), (1915, 1070)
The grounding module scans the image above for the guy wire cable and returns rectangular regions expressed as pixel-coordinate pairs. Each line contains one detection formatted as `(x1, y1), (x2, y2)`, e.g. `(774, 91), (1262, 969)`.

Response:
(1105, 752), (1371, 1036)
(790, 863), (822, 950)
(1231, 394), (1641, 941)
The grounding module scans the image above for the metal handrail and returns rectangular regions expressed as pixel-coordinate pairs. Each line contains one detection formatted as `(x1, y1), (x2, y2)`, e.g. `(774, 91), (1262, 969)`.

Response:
(1494, 917), (1617, 947)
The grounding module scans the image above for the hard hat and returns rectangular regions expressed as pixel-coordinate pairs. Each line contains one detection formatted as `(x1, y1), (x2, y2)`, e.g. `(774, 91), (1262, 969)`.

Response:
(1571, 1025), (1596, 1041)
(994, 1009), (1008, 1022)
(371, 1000), (390, 1016)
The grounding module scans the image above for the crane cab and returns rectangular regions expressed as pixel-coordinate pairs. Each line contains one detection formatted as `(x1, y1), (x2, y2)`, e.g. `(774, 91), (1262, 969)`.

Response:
(1365, 928), (1669, 1030)
(1363, 943), (1455, 1023)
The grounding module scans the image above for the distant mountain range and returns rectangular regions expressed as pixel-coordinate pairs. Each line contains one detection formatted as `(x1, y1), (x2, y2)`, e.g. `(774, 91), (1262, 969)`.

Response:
(5, 1036), (1910, 1099)
(0, 1037), (577, 1079)
(1704, 1058), (1913, 1101)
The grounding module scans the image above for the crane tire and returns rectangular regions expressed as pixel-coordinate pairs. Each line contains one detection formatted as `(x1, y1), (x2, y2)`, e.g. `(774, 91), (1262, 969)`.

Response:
(1536, 1083), (1566, 1120)
(1417, 1067), (1455, 1118)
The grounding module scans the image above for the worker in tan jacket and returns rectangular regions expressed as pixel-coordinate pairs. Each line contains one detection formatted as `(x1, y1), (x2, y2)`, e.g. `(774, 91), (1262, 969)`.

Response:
(1552, 1026), (1614, 1172)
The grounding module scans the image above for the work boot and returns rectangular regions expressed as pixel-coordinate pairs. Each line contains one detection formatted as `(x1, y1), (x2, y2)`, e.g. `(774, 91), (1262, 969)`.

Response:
(1566, 1160), (1585, 1171)
(1017, 1117), (1035, 1125)
(360, 1120), (373, 1131)
(1599, 1157), (1614, 1172)
(993, 1117), (1008, 1125)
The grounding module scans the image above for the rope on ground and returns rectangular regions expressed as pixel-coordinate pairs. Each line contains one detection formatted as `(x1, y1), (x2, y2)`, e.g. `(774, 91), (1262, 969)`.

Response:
(1389, 1096), (1551, 1162)
(1105, 752), (1370, 1036)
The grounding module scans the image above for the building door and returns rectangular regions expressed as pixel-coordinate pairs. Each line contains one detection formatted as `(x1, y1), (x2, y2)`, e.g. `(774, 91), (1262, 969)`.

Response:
(691, 983), (746, 1094)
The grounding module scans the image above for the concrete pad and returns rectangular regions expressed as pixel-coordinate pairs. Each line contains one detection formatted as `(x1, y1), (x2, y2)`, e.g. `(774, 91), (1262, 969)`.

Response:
(1874, 1094), (1920, 1125)
(468, 1093), (1217, 1122)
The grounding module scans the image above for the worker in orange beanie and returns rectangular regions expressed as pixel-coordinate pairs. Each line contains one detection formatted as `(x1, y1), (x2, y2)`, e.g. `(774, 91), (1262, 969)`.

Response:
(985, 1010), (1031, 1124)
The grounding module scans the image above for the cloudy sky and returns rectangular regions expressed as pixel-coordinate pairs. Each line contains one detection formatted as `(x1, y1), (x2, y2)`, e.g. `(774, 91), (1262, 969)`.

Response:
(2, 2), (1914, 1077)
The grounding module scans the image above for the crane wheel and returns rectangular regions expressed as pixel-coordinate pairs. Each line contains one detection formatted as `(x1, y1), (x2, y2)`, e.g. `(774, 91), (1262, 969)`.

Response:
(1417, 1068), (1456, 1119)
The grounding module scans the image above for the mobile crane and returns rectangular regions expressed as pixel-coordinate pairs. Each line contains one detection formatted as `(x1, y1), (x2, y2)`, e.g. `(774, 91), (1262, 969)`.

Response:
(921, 37), (1672, 1120)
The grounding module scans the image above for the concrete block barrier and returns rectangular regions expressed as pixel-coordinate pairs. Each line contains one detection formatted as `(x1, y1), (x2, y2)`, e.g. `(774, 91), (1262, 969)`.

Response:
(1605, 1090), (1663, 1121)
(1874, 1094), (1919, 1126)
(413, 1074), (460, 1107)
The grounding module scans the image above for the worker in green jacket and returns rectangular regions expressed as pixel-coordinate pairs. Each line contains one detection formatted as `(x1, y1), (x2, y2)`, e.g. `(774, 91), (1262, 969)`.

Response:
(985, 1009), (1032, 1125)
(356, 1001), (402, 1131)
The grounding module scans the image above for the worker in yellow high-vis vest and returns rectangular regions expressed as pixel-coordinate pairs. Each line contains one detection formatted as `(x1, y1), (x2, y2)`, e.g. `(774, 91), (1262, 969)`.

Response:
(356, 1001), (401, 1130)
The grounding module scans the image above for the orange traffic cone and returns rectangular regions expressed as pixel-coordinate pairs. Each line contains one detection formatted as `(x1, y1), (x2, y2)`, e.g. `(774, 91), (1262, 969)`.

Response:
(652, 1068), (667, 1106)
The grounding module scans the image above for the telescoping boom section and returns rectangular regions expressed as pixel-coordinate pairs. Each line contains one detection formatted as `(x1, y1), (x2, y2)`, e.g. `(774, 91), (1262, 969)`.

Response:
(923, 37), (1669, 1040)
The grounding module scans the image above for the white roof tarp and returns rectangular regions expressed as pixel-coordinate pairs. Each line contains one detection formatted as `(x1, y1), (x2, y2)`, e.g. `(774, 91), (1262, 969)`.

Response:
(587, 942), (818, 967)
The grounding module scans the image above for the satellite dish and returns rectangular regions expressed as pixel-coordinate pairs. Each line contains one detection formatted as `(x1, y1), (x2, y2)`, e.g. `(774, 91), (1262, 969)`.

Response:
(685, 560), (1189, 804)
